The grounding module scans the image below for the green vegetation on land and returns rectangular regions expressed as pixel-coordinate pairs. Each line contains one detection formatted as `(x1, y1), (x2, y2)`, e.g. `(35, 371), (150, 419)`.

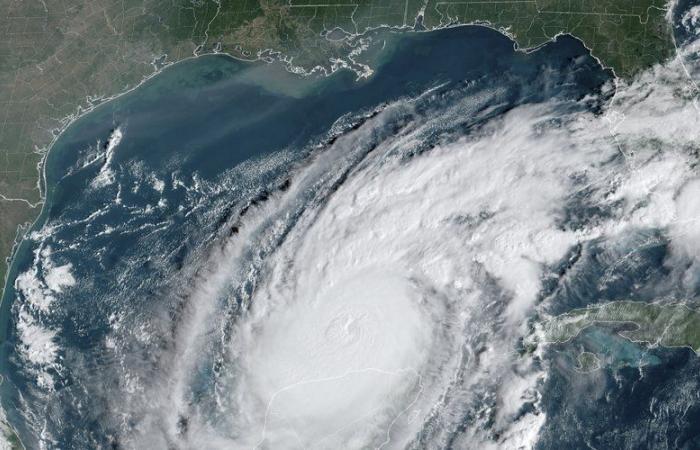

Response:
(537, 300), (700, 352)
(575, 351), (602, 372)
(0, 0), (675, 289)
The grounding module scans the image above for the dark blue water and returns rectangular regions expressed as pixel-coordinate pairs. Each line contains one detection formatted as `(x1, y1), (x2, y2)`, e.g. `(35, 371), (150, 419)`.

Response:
(0, 26), (613, 448)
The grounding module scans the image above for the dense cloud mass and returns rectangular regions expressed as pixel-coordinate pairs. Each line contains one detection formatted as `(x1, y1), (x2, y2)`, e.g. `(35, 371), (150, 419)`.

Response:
(124, 50), (697, 448)
(5, 4), (700, 449)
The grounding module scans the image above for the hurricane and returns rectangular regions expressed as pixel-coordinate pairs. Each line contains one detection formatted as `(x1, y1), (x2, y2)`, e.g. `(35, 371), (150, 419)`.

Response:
(2, 4), (700, 449)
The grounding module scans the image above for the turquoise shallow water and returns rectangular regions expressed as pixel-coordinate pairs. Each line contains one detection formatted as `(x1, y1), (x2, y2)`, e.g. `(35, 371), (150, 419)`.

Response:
(0, 25), (625, 448)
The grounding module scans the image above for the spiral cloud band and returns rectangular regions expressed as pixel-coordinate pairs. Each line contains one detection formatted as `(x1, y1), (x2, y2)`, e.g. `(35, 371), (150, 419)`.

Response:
(6, 19), (700, 449)
(145, 64), (698, 448)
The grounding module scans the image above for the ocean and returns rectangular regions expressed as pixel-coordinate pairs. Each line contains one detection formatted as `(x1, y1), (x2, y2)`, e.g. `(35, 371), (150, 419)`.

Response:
(8, 22), (697, 448)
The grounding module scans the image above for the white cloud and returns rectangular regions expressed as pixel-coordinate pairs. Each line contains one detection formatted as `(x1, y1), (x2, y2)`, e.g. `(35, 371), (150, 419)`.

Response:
(33, 32), (700, 450)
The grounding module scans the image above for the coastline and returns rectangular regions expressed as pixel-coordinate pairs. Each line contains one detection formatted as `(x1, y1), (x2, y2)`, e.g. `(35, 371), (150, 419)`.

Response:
(0, 22), (642, 448)
(0, 19), (623, 320)
(0, 21), (623, 306)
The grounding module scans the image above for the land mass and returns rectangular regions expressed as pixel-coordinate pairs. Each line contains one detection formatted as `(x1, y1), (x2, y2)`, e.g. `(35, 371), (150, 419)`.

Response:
(0, 0), (674, 292)
(535, 300), (700, 353)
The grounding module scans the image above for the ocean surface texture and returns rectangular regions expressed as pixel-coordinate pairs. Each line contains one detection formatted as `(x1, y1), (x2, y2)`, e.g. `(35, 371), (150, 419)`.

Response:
(3, 18), (700, 449)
